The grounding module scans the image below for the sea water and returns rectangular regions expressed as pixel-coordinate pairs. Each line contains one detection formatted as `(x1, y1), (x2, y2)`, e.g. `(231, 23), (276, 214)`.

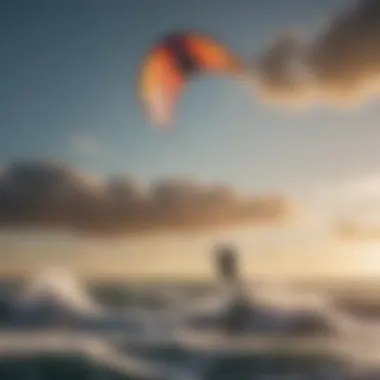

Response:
(1, 275), (380, 379)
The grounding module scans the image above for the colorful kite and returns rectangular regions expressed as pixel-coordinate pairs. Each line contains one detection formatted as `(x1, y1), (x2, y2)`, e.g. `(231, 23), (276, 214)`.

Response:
(138, 31), (246, 128)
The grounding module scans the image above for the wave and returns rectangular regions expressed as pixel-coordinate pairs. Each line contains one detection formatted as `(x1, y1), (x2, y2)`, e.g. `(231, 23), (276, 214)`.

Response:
(16, 268), (100, 319)
(2, 272), (380, 379)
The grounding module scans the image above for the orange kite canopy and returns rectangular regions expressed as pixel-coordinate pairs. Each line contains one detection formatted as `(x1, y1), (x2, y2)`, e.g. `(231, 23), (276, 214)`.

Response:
(138, 31), (245, 129)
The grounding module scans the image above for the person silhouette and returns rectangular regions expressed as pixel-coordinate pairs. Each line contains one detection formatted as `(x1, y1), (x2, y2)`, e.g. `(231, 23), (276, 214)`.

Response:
(213, 244), (252, 335)
(214, 244), (239, 285)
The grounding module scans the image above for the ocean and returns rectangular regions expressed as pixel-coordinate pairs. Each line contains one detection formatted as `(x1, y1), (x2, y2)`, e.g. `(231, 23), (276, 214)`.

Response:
(0, 273), (380, 379)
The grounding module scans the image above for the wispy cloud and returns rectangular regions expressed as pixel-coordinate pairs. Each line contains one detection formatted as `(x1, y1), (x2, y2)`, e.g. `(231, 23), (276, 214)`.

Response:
(316, 174), (380, 240)
(69, 133), (105, 157)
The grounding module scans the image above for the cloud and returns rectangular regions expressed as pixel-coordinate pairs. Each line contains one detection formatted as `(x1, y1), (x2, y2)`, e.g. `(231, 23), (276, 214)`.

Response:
(334, 220), (380, 241)
(0, 161), (298, 235)
(69, 133), (104, 157)
(319, 175), (380, 240)
(255, 0), (380, 106)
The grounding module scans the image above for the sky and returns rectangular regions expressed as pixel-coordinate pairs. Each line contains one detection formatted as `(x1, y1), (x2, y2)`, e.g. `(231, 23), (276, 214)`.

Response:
(2, 0), (380, 279)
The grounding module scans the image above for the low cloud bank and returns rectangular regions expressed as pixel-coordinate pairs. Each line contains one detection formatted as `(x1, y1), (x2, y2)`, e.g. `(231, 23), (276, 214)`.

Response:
(0, 161), (297, 235)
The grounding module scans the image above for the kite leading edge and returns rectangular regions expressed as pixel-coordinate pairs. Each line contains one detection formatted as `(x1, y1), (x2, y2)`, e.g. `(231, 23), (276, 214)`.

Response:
(138, 31), (247, 129)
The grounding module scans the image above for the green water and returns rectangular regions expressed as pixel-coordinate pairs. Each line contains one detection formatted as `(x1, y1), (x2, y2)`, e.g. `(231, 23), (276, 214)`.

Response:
(0, 350), (374, 380)
(0, 354), (133, 380)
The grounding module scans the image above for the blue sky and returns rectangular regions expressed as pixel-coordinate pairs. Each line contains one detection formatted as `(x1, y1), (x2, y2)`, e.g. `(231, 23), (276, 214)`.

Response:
(2, 0), (380, 278)
(2, 0), (374, 192)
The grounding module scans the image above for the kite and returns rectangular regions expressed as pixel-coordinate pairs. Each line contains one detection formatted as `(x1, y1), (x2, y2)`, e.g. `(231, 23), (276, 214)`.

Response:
(138, 31), (246, 128)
